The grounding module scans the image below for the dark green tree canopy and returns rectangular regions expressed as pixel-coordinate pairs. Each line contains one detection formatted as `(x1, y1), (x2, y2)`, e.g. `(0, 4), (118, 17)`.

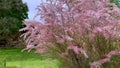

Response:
(0, 0), (28, 35)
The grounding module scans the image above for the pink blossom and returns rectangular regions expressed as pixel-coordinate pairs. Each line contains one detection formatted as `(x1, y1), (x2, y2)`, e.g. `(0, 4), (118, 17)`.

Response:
(63, 35), (73, 41)
(20, 0), (120, 67)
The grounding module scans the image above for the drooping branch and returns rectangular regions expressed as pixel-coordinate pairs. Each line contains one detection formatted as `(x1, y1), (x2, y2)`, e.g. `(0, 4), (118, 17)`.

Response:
(90, 48), (120, 68)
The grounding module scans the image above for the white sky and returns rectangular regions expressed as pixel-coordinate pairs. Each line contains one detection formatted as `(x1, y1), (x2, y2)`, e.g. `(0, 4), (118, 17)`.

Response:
(22, 0), (41, 21)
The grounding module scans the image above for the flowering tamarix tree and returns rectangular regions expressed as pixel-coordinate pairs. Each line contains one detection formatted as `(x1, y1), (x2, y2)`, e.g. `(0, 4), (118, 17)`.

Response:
(20, 0), (120, 68)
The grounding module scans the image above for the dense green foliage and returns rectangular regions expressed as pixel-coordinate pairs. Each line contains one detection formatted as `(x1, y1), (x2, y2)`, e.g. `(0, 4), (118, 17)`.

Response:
(110, 0), (120, 8)
(0, 0), (28, 34)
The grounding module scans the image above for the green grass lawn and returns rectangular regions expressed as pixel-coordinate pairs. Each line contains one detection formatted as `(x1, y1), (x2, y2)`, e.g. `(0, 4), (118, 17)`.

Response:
(0, 48), (60, 68)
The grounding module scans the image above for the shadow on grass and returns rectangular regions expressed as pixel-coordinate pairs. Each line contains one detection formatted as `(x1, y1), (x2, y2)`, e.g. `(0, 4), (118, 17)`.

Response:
(0, 48), (47, 61)
(0, 48), (60, 68)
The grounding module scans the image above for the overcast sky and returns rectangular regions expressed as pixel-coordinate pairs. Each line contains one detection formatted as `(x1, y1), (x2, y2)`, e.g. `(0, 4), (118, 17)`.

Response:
(22, 0), (41, 21)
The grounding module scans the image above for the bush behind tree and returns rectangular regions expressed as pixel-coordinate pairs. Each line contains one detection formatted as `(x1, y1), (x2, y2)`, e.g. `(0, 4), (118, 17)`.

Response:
(0, 0), (28, 47)
(0, 0), (28, 35)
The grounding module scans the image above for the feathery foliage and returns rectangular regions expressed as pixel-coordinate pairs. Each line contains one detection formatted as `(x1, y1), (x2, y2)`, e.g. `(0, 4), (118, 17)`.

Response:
(20, 0), (120, 68)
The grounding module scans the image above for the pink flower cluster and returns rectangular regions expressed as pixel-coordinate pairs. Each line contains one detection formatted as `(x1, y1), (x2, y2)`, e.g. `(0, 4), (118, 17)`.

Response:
(20, 0), (120, 67)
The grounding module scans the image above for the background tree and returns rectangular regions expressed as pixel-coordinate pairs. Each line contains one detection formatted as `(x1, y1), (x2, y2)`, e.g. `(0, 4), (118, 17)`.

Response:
(0, 0), (28, 47)
(0, 0), (28, 34)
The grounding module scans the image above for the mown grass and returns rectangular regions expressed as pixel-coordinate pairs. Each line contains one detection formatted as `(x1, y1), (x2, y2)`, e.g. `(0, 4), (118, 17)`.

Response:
(0, 48), (60, 68)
